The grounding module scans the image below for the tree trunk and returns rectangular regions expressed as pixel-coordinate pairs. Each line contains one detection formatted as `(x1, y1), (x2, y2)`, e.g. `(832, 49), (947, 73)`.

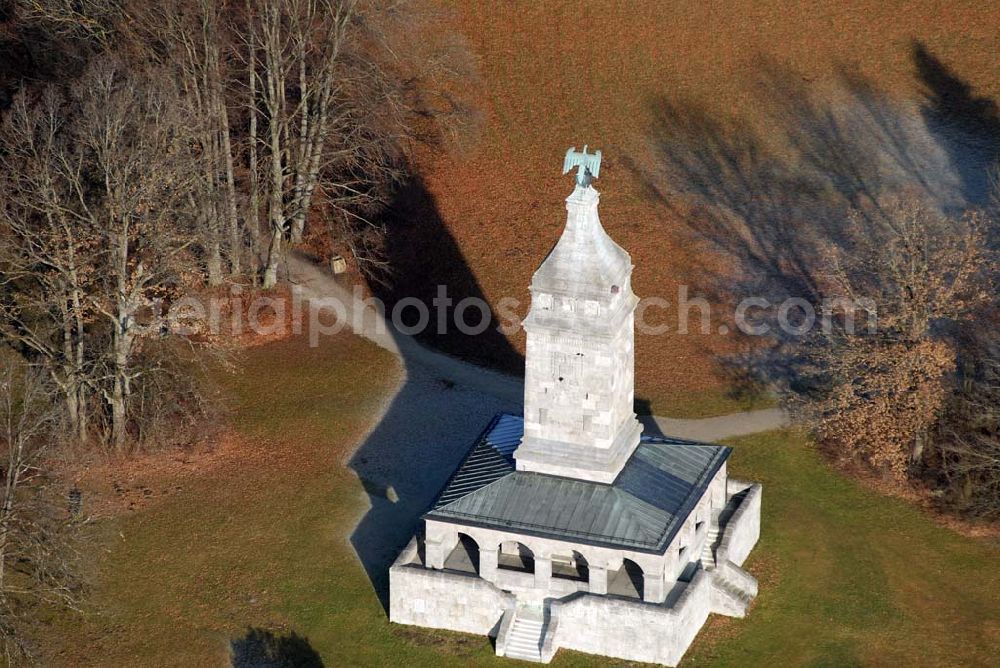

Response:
(262, 31), (286, 290)
(263, 223), (283, 288)
(209, 38), (241, 278)
(247, 105), (262, 285)
(110, 360), (128, 452)
(110, 217), (133, 453)
(73, 294), (87, 444)
(245, 0), (262, 285)
(205, 139), (224, 287)
(110, 301), (132, 453)
(910, 428), (926, 465)
(207, 226), (224, 286)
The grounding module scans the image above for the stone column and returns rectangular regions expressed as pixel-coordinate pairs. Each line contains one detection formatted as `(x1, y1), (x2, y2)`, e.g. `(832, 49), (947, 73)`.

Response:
(480, 547), (498, 583)
(589, 565), (608, 595)
(643, 571), (666, 604)
(534, 554), (552, 589)
(425, 538), (447, 570)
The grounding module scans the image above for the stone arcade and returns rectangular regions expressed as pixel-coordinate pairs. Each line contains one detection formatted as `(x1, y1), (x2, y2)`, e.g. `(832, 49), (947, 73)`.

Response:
(389, 147), (762, 665)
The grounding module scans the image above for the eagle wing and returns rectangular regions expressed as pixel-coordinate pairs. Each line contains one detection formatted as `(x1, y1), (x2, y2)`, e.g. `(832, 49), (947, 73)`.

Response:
(563, 146), (578, 175)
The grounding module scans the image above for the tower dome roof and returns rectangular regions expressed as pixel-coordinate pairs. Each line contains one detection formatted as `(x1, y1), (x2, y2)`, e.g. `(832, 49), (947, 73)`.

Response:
(532, 185), (632, 299)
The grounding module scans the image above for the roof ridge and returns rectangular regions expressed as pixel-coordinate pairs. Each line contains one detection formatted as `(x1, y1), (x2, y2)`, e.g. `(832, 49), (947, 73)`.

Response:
(610, 487), (671, 544)
(429, 414), (515, 509)
(433, 458), (514, 512)
(623, 442), (731, 549)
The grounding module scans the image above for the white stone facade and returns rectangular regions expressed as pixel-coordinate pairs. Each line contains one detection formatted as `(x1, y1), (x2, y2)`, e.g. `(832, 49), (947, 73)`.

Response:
(516, 184), (642, 483)
(390, 482), (763, 665)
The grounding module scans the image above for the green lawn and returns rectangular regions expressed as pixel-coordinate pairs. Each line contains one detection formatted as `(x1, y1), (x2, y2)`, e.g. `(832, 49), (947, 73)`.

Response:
(42, 332), (999, 666)
(640, 387), (778, 421)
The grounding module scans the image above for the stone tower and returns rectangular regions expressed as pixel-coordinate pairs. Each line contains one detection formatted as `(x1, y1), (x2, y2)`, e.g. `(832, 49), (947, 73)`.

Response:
(515, 150), (642, 483)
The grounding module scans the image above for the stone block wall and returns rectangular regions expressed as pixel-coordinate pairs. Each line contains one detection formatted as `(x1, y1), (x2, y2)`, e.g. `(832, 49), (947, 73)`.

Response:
(719, 481), (762, 568)
(551, 570), (715, 666)
(389, 539), (514, 636)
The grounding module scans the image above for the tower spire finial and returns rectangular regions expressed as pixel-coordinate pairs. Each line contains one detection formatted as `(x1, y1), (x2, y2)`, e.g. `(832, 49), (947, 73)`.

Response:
(563, 145), (602, 187)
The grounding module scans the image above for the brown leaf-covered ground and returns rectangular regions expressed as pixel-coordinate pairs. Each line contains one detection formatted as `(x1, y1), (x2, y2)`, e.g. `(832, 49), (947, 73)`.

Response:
(374, 1), (1000, 416)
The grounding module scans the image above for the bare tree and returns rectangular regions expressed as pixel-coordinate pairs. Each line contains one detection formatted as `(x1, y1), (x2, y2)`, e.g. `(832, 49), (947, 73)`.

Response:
(0, 356), (81, 663)
(13, 0), (122, 42)
(935, 343), (1000, 517)
(152, 0), (243, 285)
(69, 60), (199, 451)
(244, 0), (416, 287)
(254, 0), (352, 286)
(2, 1), (474, 458)
(0, 88), (94, 445)
(1, 58), (202, 452)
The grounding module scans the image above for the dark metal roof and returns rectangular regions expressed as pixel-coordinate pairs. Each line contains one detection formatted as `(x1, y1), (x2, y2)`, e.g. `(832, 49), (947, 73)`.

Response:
(425, 414), (731, 554)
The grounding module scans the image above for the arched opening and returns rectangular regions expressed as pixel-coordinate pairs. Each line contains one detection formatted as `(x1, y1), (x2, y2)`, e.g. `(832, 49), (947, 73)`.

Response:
(497, 540), (535, 574)
(552, 550), (589, 582)
(443, 532), (480, 575)
(608, 558), (644, 599)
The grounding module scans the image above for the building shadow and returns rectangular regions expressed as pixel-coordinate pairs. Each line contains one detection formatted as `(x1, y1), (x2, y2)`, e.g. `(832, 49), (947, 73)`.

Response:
(348, 177), (523, 613)
(230, 628), (323, 668)
(369, 176), (526, 375)
(633, 47), (998, 388)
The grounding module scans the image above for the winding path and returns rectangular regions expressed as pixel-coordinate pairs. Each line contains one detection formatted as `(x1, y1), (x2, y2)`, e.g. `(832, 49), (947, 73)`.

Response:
(287, 253), (789, 441)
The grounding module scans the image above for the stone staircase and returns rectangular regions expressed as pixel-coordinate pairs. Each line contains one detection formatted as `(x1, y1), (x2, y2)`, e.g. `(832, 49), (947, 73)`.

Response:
(700, 511), (721, 569)
(713, 570), (754, 616)
(702, 488), (753, 571)
(710, 557), (758, 619)
(504, 610), (545, 662)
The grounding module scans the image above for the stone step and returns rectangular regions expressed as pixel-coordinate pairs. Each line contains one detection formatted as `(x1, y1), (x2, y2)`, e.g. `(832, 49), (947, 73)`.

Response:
(509, 636), (542, 647)
(510, 631), (542, 640)
(506, 646), (542, 661)
(700, 525), (721, 568)
(508, 642), (541, 652)
(511, 622), (542, 633)
(717, 577), (753, 604)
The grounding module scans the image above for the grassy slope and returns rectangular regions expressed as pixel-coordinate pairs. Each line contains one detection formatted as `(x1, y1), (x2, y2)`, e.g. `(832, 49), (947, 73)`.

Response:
(396, 1), (1000, 415)
(43, 332), (999, 666)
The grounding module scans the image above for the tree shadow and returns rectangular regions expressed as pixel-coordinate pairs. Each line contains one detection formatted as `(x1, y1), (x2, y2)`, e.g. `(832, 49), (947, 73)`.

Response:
(914, 41), (1000, 207)
(348, 177), (523, 613)
(634, 46), (997, 387)
(230, 628), (323, 668)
